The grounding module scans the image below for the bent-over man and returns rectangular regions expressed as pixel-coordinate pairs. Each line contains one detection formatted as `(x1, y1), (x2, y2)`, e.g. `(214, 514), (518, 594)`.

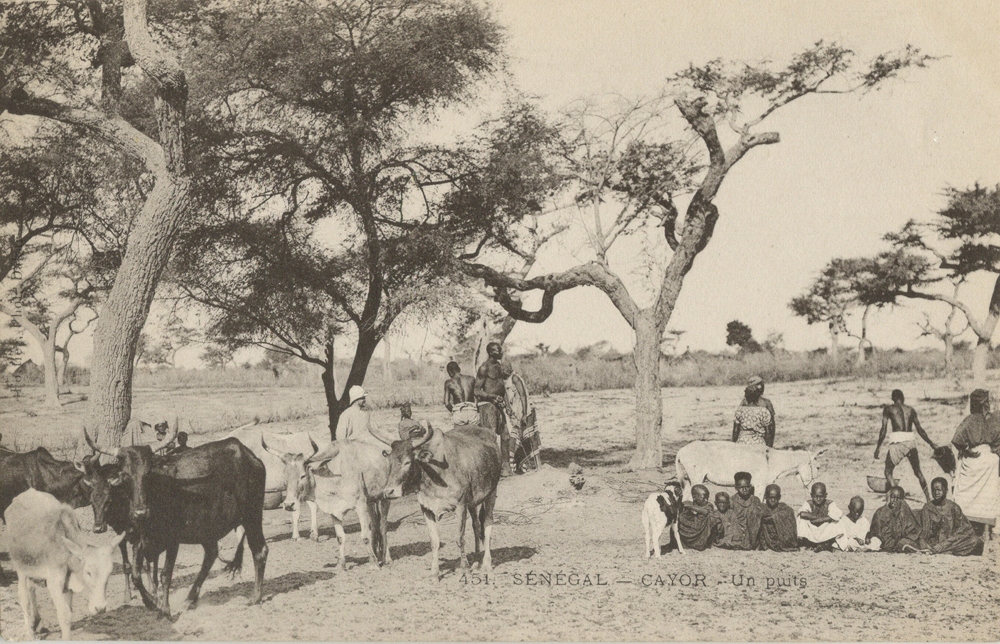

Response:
(678, 484), (722, 551)
(444, 361), (479, 426)
(875, 389), (936, 501)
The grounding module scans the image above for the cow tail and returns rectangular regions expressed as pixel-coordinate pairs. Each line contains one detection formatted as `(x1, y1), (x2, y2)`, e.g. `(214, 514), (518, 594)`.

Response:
(221, 533), (246, 577)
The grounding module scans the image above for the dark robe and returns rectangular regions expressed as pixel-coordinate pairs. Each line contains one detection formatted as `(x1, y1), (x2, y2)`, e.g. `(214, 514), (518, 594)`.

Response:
(758, 502), (799, 552)
(678, 501), (722, 551)
(717, 494), (763, 550)
(952, 412), (1000, 456)
(716, 509), (741, 549)
(869, 500), (923, 553)
(920, 498), (984, 556)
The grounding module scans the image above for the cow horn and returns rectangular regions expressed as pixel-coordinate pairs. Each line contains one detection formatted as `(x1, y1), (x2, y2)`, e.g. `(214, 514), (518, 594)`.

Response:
(309, 436), (319, 458)
(149, 418), (178, 454)
(260, 436), (289, 461)
(410, 420), (433, 448)
(82, 426), (120, 458)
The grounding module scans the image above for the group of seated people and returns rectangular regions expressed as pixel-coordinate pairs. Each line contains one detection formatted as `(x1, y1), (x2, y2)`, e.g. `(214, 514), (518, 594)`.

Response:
(676, 472), (984, 556)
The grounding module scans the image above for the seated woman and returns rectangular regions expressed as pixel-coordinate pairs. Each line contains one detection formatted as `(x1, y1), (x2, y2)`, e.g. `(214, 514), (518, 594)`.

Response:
(733, 376), (775, 447)
(920, 477), (984, 556)
(869, 486), (923, 553)
(757, 484), (798, 551)
(678, 484), (722, 551)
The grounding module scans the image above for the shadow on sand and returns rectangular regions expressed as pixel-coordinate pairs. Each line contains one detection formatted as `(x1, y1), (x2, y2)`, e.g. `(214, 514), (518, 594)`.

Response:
(541, 447), (630, 469)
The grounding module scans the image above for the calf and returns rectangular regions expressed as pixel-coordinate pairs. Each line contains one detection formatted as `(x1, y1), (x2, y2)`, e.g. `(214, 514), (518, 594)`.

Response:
(641, 480), (684, 557)
(266, 438), (392, 569)
(7, 489), (124, 640)
(382, 422), (501, 579)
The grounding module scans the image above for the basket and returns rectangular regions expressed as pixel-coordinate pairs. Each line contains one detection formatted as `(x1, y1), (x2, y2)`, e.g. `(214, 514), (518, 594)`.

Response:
(867, 475), (889, 493)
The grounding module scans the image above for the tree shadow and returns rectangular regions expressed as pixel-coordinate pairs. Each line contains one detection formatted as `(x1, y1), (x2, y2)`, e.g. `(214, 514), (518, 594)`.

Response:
(387, 541), (432, 561)
(437, 545), (537, 576)
(540, 447), (630, 469)
(76, 604), (180, 641)
(195, 570), (334, 608)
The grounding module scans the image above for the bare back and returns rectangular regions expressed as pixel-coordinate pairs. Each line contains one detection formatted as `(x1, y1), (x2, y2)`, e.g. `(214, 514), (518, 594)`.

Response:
(444, 374), (476, 410)
(883, 403), (917, 432)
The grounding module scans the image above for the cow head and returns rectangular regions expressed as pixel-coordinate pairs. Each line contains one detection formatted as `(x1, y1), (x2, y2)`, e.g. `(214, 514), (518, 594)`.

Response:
(63, 531), (126, 614)
(83, 420), (177, 522)
(73, 455), (116, 533)
(797, 449), (825, 488)
(262, 435), (319, 512)
(382, 421), (433, 499)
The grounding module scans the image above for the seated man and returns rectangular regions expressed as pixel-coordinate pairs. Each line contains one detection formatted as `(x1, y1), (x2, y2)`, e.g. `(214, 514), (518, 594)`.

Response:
(757, 484), (798, 551)
(714, 492), (739, 549)
(869, 485), (923, 553)
(919, 477), (984, 556)
(444, 361), (479, 426)
(797, 482), (844, 552)
(678, 484), (723, 551)
(717, 472), (763, 550)
(835, 496), (880, 552)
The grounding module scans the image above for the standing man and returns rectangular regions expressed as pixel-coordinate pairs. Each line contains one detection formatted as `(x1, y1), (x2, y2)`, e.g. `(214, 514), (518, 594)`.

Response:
(337, 385), (397, 446)
(875, 389), (937, 501)
(475, 342), (516, 476)
(444, 361), (479, 426)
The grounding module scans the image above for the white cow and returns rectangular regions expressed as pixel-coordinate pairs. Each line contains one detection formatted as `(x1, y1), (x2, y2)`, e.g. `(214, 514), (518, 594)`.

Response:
(674, 440), (825, 500)
(7, 489), (124, 640)
(264, 438), (392, 569)
(226, 422), (330, 540)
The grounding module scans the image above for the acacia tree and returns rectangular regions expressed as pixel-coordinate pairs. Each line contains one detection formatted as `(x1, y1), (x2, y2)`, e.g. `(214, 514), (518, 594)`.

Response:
(169, 0), (504, 435)
(789, 257), (877, 364)
(462, 43), (931, 468)
(0, 0), (195, 447)
(860, 186), (1000, 383)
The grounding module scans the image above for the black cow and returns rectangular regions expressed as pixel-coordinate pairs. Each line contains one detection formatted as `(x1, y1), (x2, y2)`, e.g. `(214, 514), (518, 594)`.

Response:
(0, 447), (110, 523)
(85, 427), (267, 615)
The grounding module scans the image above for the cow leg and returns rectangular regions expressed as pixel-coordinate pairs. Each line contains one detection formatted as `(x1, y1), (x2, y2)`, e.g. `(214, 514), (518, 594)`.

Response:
(379, 499), (392, 565)
(119, 540), (134, 602)
(131, 548), (158, 611)
(470, 503), (484, 568)
(307, 501), (319, 541)
(157, 542), (179, 616)
(458, 504), (470, 570)
(184, 541), (218, 610)
(45, 570), (73, 640)
(358, 502), (380, 567)
(332, 518), (347, 570)
(243, 521), (269, 605)
(422, 507), (442, 579)
(290, 503), (301, 541)
(480, 490), (497, 574)
(17, 574), (39, 639)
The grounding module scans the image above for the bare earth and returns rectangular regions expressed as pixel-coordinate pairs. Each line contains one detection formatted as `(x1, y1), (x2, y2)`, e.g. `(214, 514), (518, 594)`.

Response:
(2, 376), (999, 641)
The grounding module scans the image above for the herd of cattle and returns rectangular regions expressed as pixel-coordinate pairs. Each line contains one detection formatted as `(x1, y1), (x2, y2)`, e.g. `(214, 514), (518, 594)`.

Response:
(0, 418), (503, 639)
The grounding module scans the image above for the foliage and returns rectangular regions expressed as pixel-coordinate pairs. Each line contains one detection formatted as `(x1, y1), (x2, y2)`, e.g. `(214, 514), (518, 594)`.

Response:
(725, 320), (761, 354)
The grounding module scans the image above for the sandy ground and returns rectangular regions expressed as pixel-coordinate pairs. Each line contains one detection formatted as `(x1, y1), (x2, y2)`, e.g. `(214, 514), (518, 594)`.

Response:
(1, 375), (999, 641)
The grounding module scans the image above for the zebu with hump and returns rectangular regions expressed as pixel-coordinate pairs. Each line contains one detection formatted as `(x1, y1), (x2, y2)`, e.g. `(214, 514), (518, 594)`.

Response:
(675, 440), (824, 499)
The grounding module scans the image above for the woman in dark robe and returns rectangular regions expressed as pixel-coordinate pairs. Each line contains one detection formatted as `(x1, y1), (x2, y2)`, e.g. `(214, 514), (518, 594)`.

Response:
(920, 477), (984, 556)
(757, 484), (799, 551)
(678, 485), (722, 551)
(869, 486), (923, 552)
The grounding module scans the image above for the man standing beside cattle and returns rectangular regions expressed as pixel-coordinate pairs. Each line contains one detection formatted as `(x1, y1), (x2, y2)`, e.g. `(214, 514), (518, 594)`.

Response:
(475, 342), (525, 476)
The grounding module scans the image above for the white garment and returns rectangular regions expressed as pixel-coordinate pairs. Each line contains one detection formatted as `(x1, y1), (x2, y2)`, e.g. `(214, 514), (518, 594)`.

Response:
(336, 405), (388, 446)
(797, 500), (844, 543)
(834, 516), (880, 551)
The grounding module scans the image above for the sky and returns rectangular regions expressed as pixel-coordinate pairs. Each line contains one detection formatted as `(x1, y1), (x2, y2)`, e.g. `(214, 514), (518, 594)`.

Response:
(9, 0), (1000, 367)
(459, 0), (1000, 356)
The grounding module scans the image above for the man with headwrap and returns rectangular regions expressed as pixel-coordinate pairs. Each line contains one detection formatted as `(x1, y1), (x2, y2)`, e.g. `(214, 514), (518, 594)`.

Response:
(869, 486), (923, 553)
(757, 484), (799, 551)
(678, 484), (723, 551)
(950, 388), (1000, 537)
(733, 376), (776, 447)
(920, 477), (984, 556)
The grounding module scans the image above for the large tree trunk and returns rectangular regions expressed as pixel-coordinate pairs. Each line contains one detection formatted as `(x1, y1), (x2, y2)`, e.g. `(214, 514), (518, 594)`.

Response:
(972, 338), (990, 386)
(629, 311), (663, 470)
(41, 336), (60, 408)
(57, 348), (70, 391)
(89, 178), (190, 448)
(322, 330), (381, 440)
(829, 323), (840, 362)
